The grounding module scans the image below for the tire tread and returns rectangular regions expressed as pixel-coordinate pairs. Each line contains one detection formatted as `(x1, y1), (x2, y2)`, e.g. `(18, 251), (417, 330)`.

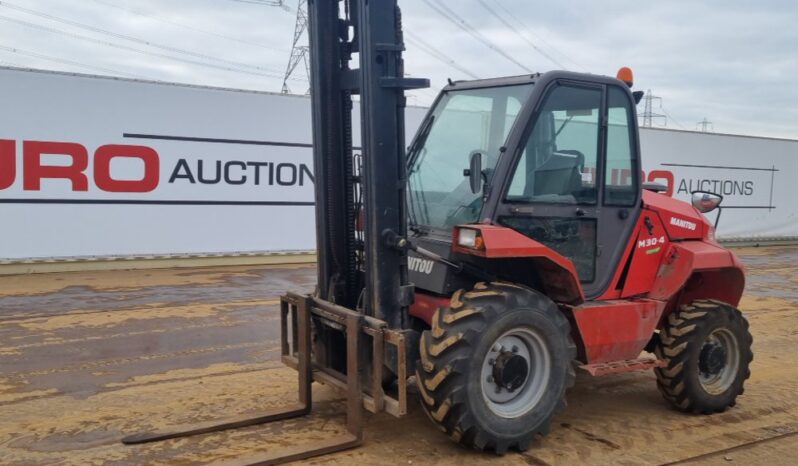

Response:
(655, 300), (753, 414)
(415, 282), (576, 453)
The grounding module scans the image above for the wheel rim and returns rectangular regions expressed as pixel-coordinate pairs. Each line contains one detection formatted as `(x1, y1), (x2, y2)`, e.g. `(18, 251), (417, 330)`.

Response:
(698, 328), (740, 395)
(480, 327), (551, 418)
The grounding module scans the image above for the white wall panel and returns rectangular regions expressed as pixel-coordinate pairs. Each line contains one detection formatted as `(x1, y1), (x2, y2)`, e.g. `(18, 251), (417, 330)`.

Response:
(0, 67), (794, 260)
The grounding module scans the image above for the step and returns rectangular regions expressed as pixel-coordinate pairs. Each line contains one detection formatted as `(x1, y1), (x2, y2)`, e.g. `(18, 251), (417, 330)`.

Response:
(579, 357), (666, 377)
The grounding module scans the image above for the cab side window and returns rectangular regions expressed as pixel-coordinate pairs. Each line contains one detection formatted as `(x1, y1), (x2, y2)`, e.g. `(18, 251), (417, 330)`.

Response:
(507, 84), (602, 205)
(604, 87), (637, 206)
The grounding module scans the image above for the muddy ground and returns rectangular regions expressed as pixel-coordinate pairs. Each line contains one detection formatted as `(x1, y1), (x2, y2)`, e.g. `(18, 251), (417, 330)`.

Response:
(1, 247), (797, 465)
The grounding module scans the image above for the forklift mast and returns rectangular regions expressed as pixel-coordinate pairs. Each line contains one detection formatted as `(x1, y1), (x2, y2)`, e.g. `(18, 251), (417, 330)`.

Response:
(308, 0), (428, 328)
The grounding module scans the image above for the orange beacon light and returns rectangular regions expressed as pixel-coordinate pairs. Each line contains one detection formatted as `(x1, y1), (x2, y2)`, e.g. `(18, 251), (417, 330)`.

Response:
(617, 67), (634, 87)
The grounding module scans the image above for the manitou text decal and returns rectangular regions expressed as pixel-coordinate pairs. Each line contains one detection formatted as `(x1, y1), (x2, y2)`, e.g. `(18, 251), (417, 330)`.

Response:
(408, 257), (435, 275)
(670, 217), (697, 231)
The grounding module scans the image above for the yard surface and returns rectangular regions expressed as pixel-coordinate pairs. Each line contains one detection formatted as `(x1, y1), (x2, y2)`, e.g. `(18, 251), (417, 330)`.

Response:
(1, 247), (797, 465)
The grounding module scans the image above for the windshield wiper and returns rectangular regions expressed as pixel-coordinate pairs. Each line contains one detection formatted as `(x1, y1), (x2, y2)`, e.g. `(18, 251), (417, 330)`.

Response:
(407, 115), (435, 233)
(407, 115), (435, 160)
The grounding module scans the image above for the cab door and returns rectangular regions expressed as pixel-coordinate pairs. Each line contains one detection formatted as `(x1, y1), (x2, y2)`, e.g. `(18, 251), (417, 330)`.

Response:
(495, 81), (641, 298)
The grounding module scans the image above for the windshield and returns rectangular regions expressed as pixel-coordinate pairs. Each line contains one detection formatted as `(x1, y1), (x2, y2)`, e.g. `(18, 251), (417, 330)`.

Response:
(408, 84), (534, 229)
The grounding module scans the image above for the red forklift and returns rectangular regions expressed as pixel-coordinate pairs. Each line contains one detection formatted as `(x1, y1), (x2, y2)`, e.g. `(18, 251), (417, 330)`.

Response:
(123, 0), (752, 463)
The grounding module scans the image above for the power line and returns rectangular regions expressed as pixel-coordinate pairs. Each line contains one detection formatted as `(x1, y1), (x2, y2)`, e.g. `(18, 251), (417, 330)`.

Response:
(230, 0), (288, 7)
(405, 32), (480, 80)
(660, 107), (688, 130)
(421, 0), (532, 73)
(426, 0), (531, 72)
(0, 15), (303, 82)
(476, 0), (565, 69)
(0, 1), (282, 75)
(0, 44), (142, 78)
(87, 0), (287, 53)
(406, 35), (478, 80)
(492, 0), (586, 71)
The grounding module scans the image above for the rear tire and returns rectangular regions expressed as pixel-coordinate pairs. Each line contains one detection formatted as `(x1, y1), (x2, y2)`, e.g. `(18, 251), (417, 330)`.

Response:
(654, 300), (753, 413)
(415, 282), (576, 454)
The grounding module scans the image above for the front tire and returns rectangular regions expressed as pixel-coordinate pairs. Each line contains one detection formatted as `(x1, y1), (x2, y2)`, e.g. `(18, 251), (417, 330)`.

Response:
(654, 300), (753, 413)
(415, 282), (576, 454)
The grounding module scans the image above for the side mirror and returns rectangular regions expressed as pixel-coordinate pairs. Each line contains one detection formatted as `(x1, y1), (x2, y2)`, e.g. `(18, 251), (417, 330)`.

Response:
(466, 150), (483, 194)
(691, 191), (723, 213)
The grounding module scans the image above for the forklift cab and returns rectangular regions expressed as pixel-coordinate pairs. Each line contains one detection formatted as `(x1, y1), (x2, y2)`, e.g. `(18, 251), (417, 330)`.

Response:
(407, 70), (642, 298)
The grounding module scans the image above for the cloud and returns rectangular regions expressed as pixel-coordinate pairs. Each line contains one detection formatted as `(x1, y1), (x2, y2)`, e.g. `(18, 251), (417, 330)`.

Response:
(0, 0), (794, 138)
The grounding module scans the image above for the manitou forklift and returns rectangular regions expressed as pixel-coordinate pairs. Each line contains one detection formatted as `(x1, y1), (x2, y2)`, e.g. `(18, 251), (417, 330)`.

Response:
(123, 0), (752, 463)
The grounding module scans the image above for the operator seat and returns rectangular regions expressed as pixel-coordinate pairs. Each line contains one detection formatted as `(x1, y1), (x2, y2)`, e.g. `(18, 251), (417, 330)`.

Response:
(533, 149), (585, 197)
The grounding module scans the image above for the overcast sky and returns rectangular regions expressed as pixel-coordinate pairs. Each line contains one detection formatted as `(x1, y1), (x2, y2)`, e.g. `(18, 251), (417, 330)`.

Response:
(1, 0), (796, 139)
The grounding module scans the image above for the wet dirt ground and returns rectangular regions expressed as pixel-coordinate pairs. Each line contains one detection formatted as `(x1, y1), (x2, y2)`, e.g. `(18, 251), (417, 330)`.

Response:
(1, 247), (797, 465)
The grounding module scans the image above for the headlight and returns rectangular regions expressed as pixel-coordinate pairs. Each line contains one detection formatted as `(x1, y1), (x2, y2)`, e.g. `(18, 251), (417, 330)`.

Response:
(457, 228), (484, 250)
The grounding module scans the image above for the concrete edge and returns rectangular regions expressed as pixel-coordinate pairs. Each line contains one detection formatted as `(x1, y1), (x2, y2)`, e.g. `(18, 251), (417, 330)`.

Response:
(2, 237), (796, 276)
(0, 252), (317, 276)
(719, 237), (798, 247)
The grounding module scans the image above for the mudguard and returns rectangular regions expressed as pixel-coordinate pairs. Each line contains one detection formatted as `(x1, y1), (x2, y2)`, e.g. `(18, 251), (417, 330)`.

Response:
(452, 225), (584, 305)
(649, 240), (745, 307)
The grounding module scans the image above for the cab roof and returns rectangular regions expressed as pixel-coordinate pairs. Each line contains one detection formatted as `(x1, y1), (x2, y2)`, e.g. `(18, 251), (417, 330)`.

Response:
(443, 70), (628, 92)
